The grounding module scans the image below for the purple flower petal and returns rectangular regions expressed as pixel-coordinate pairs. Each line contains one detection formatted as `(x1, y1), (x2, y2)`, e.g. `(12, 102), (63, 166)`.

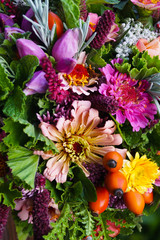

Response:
(23, 71), (48, 96)
(0, 13), (14, 28)
(16, 39), (46, 61)
(56, 57), (77, 74)
(5, 27), (25, 40)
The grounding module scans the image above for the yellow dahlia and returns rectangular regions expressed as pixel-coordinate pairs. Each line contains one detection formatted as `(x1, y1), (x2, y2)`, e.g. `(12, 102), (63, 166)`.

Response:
(121, 152), (160, 194)
(34, 100), (126, 183)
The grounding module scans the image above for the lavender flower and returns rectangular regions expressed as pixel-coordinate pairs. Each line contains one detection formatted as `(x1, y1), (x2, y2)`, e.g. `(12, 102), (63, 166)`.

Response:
(32, 189), (50, 240)
(0, 204), (10, 239)
(90, 10), (119, 49)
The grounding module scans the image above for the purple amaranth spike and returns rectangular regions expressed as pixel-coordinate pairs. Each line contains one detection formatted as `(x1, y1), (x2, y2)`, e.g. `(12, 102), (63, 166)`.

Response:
(80, 0), (88, 21)
(41, 57), (70, 104)
(90, 10), (116, 49)
(0, 204), (10, 239)
(32, 189), (50, 240)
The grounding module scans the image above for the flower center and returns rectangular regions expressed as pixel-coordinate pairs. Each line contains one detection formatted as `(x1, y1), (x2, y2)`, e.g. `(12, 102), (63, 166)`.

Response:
(139, 0), (159, 4)
(64, 64), (89, 86)
(118, 84), (138, 104)
(89, 22), (96, 32)
(63, 136), (90, 162)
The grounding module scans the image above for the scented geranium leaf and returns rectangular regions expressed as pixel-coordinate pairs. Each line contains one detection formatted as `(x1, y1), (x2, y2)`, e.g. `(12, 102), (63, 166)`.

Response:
(72, 165), (97, 202)
(0, 181), (22, 209)
(3, 86), (26, 120)
(87, 48), (107, 68)
(114, 62), (131, 73)
(10, 55), (39, 87)
(60, 0), (80, 28)
(2, 118), (27, 147)
(130, 66), (158, 80)
(7, 147), (39, 188)
(23, 123), (58, 153)
(0, 64), (14, 101)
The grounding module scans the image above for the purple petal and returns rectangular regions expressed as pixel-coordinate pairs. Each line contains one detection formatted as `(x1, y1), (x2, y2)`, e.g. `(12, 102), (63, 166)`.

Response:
(5, 27), (25, 40)
(52, 28), (79, 61)
(16, 39), (46, 61)
(23, 71), (48, 95)
(0, 13), (14, 28)
(56, 58), (77, 74)
(21, 8), (34, 32)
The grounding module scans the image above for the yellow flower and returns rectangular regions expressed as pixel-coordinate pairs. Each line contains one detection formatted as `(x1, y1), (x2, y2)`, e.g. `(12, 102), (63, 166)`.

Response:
(121, 152), (160, 194)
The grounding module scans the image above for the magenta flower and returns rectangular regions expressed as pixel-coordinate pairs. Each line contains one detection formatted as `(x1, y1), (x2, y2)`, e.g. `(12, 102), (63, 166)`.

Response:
(131, 0), (160, 10)
(0, 13), (14, 30)
(23, 71), (48, 96)
(5, 27), (25, 40)
(99, 59), (157, 132)
(16, 39), (46, 61)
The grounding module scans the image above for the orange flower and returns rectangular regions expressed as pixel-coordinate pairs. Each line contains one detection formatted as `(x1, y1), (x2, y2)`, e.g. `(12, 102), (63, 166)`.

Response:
(136, 37), (160, 58)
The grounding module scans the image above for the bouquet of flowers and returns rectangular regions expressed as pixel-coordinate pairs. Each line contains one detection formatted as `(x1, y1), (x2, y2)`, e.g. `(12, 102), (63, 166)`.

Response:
(1, 0), (160, 239)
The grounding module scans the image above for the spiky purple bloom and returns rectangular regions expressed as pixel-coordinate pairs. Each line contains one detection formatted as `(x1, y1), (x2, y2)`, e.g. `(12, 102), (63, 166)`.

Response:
(108, 195), (127, 209)
(32, 189), (50, 240)
(41, 57), (70, 104)
(83, 163), (107, 187)
(90, 10), (119, 49)
(80, 0), (88, 21)
(99, 59), (157, 132)
(0, 204), (10, 239)
(86, 92), (118, 114)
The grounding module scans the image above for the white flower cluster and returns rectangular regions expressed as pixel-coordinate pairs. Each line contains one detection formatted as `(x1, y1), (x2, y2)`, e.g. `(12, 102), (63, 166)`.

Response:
(115, 18), (158, 59)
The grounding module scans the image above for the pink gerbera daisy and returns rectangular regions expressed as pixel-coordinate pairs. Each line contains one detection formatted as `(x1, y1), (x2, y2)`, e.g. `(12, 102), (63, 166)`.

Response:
(99, 59), (157, 132)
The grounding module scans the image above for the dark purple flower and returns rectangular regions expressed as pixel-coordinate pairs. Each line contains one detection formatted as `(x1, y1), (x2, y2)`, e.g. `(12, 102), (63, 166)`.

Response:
(5, 27), (25, 40)
(16, 39), (46, 61)
(32, 189), (50, 240)
(83, 162), (107, 187)
(90, 10), (119, 49)
(21, 8), (34, 33)
(23, 71), (48, 96)
(0, 204), (10, 239)
(108, 194), (127, 209)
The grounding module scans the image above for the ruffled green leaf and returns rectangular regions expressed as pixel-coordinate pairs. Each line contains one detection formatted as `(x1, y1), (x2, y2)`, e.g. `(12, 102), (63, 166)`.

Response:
(2, 118), (28, 147)
(10, 55), (39, 87)
(7, 146), (39, 188)
(0, 63), (14, 101)
(0, 180), (22, 209)
(60, 0), (80, 28)
(3, 86), (26, 120)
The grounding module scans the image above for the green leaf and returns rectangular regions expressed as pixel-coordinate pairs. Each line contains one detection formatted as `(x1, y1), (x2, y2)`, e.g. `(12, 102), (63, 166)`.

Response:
(0, 63), (14, 101)
(86, 0), (120, 4)
(87, 48), (107, 68)
(10, 55), (39, 87)
(60, 0), (80, 28)
(0, 56), (15, 78)
(7, 147), (39, 188)
(3, 86), (26, 120)
(72, 165), (97, 202)
(114, 62), (131, 73)
(2, 118), (27, 147)
(45, 179), (62, 203)
(0, 181), (22, 209)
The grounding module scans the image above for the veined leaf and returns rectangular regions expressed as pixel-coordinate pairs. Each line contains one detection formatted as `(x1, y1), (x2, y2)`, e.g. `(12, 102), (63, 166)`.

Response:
(60, 0), (80, 28)
(7, 147), (39, 188)
(0, 64), (14, 101)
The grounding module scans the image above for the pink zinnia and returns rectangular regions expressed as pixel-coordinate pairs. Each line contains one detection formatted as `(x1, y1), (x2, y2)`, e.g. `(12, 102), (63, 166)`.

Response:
(99, 59), (157, 132)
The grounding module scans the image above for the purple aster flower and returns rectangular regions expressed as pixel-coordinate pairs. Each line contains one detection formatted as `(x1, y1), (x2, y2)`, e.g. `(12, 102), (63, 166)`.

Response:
(32, 189), (50, 240)
(0, 204), (10, 239)
(90, 10), (119, 49)
(99, 59), (157, 132)
(23, 70), (48, 96)
(16, 39), (46, 61)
